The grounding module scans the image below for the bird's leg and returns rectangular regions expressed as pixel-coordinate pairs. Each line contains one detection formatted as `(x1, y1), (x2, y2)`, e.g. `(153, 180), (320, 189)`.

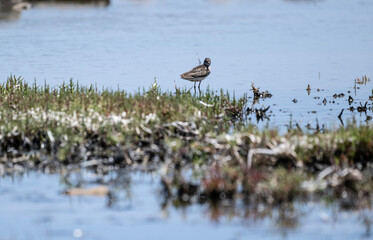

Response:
(198, 82), (202, 95)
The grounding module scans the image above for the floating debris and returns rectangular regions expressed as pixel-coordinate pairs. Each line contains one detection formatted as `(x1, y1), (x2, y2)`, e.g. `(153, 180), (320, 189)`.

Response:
(355, 75), (370, 85)
(348, 95), (354, 105)
(322, 98), (327, 105)
(65, 186), (110, 196)
(333, 93), (345, 98)
(246, 106), (271, 122)
(251, 83), (272, 100)
(306, 84), (311, 95)
(224, 102), (244, 121)
(357, 102), (367, 112)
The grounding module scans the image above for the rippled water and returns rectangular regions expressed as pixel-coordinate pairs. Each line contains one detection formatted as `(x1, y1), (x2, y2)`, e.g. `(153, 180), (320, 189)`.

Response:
(0, 171), (372, 240)
(0, 0), (373, 128)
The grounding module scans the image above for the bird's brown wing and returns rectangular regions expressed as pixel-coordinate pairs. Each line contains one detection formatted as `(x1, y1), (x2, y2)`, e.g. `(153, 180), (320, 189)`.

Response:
(181, 65), (209, 79)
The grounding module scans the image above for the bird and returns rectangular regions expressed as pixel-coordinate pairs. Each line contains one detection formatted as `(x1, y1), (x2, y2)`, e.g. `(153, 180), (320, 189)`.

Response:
(180, 57), (211, 90)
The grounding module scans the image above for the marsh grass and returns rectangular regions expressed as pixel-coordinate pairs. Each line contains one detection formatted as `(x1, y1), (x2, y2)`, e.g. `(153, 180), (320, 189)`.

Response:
(0, 76), (246, 127)
(1, 75), (373, 207)
(0, 76), (249, 163)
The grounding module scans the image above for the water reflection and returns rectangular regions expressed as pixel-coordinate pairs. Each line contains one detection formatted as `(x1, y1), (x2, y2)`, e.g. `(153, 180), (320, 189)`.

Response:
(0, 0), (18, 11)
(0, 0), (110, 22)
(0, 0), (30, 21)
(57, 168), (372, 229)
(0, 168), (372, 238)
(0, 9), (21, 21)
(29, 0), (110, 7)
(60, 168), (132, 208)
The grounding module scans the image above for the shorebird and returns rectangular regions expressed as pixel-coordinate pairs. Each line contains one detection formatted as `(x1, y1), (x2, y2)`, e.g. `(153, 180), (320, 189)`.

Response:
(180, 57), (211, 90)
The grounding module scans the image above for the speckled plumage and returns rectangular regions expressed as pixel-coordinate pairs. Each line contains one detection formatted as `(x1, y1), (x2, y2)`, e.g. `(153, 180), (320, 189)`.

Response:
(181, 58), (211, 88)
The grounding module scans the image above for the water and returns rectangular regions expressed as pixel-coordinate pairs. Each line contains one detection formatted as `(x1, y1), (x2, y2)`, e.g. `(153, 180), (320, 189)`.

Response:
(0, 0), (373, 128)
(1, 0), (372, 89)
(0, 2), (373, 238)
(1, 0), (372, 92)
(0, 171), (372, 240)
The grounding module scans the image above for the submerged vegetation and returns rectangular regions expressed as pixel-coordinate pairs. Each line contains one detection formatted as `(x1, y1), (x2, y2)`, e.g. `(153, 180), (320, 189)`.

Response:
(0, 75), (373, 211)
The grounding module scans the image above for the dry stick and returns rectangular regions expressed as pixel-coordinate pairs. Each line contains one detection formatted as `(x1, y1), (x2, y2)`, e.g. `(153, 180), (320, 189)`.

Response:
(338, 109), (344, 119)
(338, 109), (345, 126)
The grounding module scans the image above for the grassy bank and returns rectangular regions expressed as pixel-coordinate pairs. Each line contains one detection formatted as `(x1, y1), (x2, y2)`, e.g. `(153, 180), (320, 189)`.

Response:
(0, 76), (372, 208)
